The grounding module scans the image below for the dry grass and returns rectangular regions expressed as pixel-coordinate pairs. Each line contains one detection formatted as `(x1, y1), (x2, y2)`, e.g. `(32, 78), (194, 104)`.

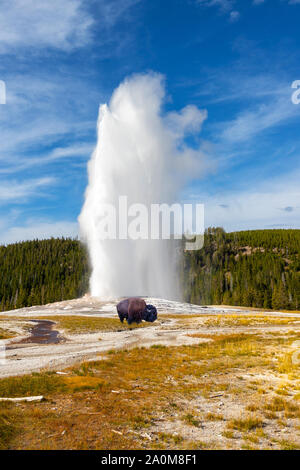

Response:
(0, 333), (271, 449)
(182, 413), (202, 427)
(277, 352), (298, 374)
(0, 328), (16, 340)
(205, 412), (224, 421)
(0, 311), (299, 450)
(0, 371), (66, 398)
(0, 404), (18, 450)
(263, 397), (300, 419)
(203, 314), (300, 328)
(222, 430), (235, 439)
(41, 316), (154, 334)
(159, 314), (204, 319)
(227, 415), (264, 432)
(272, 438), (299, 450)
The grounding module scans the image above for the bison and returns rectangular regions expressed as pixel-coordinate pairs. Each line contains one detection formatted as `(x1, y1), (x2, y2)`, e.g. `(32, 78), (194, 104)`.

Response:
(116, 298), (130, 323)
(143, 304), (157, 323)
(116, 298), (157, 324)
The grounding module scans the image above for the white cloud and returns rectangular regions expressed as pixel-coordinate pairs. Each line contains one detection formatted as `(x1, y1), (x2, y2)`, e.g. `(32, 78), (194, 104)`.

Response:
(198, 0), (300, 13)
(196, 72), (289, 105)
(219, 95), (299, 143)
(254, 0), (300, 4)
(0, 0), (141, 54)
(0, 144), (94, 175)
(229, 10), (240, 21)
(95, 0), (140, 27)
(185, 169), (300, 231)
(189, 66), (300, 144)
(0, 220), (78, 245)
(0, 72), (99, 179)
(196, 0), (240, 22)
(0, 0), (94, 53)
(0, 177), (55, 203)
(197, 0), (234, 11)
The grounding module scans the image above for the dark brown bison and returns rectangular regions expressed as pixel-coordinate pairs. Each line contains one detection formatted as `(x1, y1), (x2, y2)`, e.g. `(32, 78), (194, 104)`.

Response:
(143, 304), (157, 322)
(128, 297), (146, 324)
(116, 297), (146, 324)
(116, 298), (130, 323)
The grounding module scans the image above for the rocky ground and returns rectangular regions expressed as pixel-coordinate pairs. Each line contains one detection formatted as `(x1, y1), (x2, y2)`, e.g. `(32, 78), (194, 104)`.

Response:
(0, 296), (299, 450)
(1, 296), (297, 378)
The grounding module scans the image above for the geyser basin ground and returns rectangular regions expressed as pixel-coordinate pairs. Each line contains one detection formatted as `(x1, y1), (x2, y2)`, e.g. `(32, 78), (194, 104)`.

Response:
(0, 296), (300, 449)
(1, 296), (299, 378)
(0, 297), (299, 450)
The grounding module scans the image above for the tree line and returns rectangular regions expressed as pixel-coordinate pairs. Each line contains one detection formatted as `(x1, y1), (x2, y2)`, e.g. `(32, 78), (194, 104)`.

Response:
(0, 238), (89, 312)
(182, 228), (300, 310)
(0, 228), (299, 312)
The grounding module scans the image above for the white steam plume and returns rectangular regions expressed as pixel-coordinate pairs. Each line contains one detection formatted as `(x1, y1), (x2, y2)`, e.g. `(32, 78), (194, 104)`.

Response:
(79, 72), (207, 299)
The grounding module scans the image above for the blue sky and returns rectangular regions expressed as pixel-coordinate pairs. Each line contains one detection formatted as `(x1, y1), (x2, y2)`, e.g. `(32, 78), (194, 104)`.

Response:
(0, 0), (299, 243)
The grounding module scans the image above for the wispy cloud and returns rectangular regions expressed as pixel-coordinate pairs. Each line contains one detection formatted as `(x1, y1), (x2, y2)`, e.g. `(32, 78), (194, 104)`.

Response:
(196, 0), (239, 21)
(94, 0), (141, 27)
(254, 1), (300, 5)
(229, 10), (240, 21)
(0, 72), (99, 179)
(0, 144), (94, 175)
(185, 168), (300, 231)
(0, 0), (141, 55)
(0, 0), (94, 53)
(184, 62), (300, 144)
(0, 1), (144, 244)
(219, 94), (299, 143)
(197, 0), (300, 21)
(0, 177), (55, 203)
(197, 0), (234, 11)
(0, 219), (78, 245)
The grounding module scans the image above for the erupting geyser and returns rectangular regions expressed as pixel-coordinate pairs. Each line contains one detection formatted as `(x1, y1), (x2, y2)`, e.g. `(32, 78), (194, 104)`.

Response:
(79, 72), (207, 299)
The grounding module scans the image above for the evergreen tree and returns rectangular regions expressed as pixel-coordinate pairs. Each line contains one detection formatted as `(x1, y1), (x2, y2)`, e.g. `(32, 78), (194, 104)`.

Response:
(0, 229), (299, 312)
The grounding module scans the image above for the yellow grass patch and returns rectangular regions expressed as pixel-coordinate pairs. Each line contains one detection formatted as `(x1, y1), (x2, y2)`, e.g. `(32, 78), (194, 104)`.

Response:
(0, 315), (299, 450)
(203, 314), (300, 328)
(41, 316), (154, 334)
(227, 415), (264, 432)
(0, 328), (16, 340)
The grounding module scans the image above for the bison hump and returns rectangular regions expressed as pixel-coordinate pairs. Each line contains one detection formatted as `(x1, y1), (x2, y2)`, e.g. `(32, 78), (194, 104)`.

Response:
(128, 297), (146, 324)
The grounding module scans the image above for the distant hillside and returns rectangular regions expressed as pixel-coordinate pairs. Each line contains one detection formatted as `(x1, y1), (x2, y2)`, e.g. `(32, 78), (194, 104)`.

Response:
(0, 238), (89, 312)
(0, 229), (299, 312)
(182, 228), (300, 310)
